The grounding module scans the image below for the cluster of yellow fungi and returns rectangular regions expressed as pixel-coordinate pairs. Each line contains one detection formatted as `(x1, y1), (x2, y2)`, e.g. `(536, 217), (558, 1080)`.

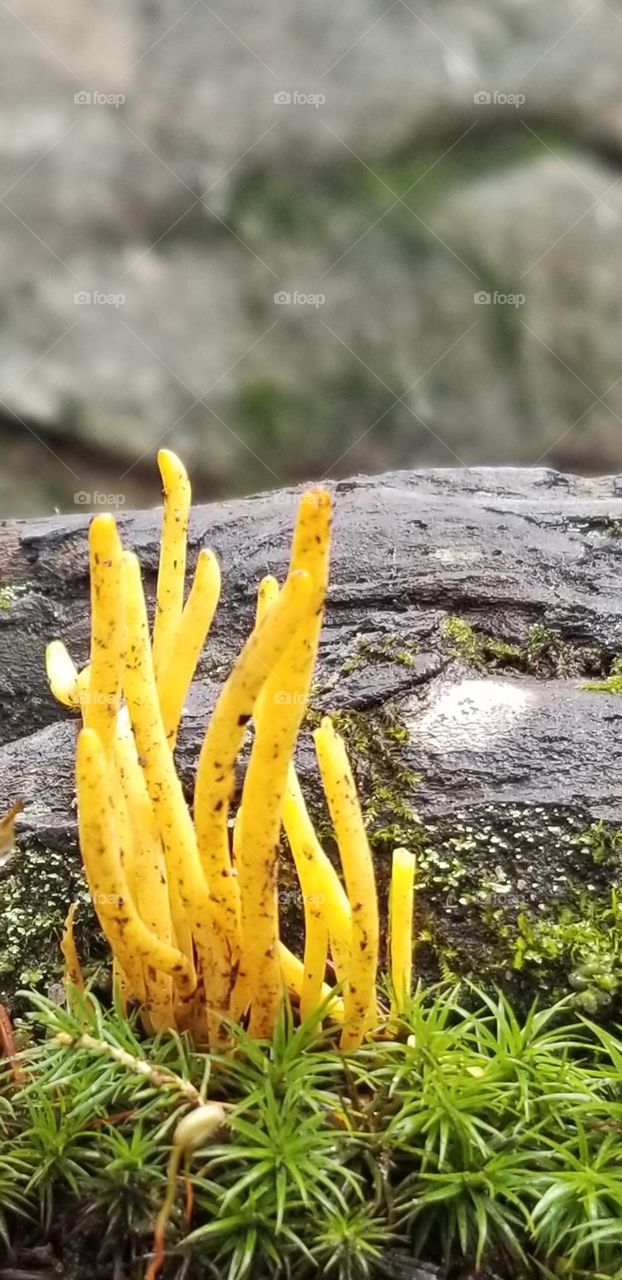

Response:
(45, 451), (415, 1049)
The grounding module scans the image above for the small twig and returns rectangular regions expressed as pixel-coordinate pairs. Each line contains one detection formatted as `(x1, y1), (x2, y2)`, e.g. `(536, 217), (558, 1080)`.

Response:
(0, 1002), (23, 1085)
(55, 1031), (205, 1106)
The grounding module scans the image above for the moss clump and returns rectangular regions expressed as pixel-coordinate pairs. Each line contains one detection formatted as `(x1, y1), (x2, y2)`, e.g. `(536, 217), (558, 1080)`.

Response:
(442, 615), (521, 667)
(340, 633), (418, 675)
(499, 820), (622, 1014)
(509, 892), (621, 1015)
(481, 815), (622, 1013)
(0, 840), (102, 1002)
(443, 616), (603, 678)
(0, 585), (28, 611)
(8, 985), (622, 1280)
(573, 817), (622, 866)
(583, 655), (622, 694)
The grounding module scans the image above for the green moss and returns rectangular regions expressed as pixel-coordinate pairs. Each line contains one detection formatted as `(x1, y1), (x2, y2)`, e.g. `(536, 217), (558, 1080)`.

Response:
(229, 172), (330, 236)
(583, 656), (622, 694)
(573, 817), (622, 866)
(443, 616), (602, 678)
(442, 615), (520, 666)
(508, 892), (621, 1015)
(330, 704), (422, 853)
(11, 985), (622, 1280)
(0, 840), (102, 1001)
(361, 129), (572, 208)
(340, 633), (418, 675)
(225, 129), (570, 245)
(450, 814), (622, 1013)
(0, 585), (27, 610)
(586, 675), (622, 693)
(527, 822), (622, 1015)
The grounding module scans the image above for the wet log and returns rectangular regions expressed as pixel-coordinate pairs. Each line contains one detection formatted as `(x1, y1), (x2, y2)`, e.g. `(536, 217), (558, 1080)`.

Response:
(2, 466), (622, 1011)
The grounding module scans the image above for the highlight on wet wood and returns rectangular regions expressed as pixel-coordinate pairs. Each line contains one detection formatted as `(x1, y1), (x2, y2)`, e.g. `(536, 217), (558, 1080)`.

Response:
(45, 450), (416, 1049)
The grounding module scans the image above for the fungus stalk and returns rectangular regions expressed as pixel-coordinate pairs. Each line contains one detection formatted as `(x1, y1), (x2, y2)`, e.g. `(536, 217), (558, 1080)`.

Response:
(152, 448), (191, 683)
(314, 716), (379, 1049)
(76, 728), (192, 1001)
(193, 568), (313, 1036)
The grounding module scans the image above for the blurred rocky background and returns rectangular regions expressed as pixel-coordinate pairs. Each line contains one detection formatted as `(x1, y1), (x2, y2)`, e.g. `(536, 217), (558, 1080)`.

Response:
(1, 0), (621, 515)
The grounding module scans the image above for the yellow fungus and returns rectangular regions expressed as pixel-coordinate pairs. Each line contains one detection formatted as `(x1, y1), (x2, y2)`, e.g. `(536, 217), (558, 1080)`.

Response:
(299, 890), (328, 1024)
(254, 572), (351, 982)
(45, 641), (81, 709)
(313, 716), (379, 1049)
(282, 768), (352, 985)
(48, 453), (415, 1050)
(76, 729), (192, 1002)
(85, 515), (125, 753)
(60, 902), (85, 992)
(0, 799), (22, 866)
(229, 807), (251, 1023)
(158, 547), (221, 746)
(168, 876), (195, 1027)
(152, 449), (191, 683)
(282, 803), (336, 1019)
(193, 568), (313, 1034)
(114, 708), (175, 1030)
(121, 552), (213, 1005)
(280, 779), (330, 1025)
(114, 709), (172, 938)
(289, 487), (332, 613)
(255, 575), (351, 1002)
(389, 847), (416, 1016)
(237, 492), (332, 1037)
(113, 958), (133, 1014)
(237, 598), (317, 1037)
(278, 943), (344, 1024)
(256, 573), (279, 621)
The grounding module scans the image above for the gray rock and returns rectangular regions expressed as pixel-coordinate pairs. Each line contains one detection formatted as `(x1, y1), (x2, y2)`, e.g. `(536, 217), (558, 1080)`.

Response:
(4, 5), (622, 509)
